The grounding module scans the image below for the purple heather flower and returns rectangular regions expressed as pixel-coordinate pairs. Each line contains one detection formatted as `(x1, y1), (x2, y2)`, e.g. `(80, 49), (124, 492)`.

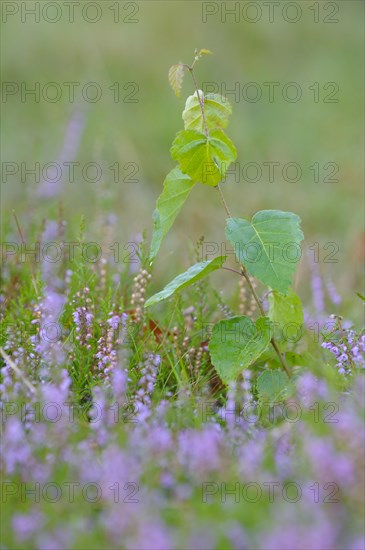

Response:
(223, 521), (249, 550)
(236, 434), (266, 478)
(348, 536), (365, 549)
(37, 110), (86, 198)
(187, 528), (217, 550)
(107, 314), (121, 330)
(132, 424), (173, 464)
(34, 288), (67, 368)
(1, 417), (32, 474)
(89, 385), (108, 445)
(308, 253), (325, 316)
(274, 431), (294, 478)
(224, 381), (237, 428)
(305, 435), (355, 486)
(41, 219), (58, 243)
(111, 367), (128, 399)
(12, 510), (45, 542)
(126, 521), (174, 550)
(178, 425), (222, 476)
(325, 275), (342, 306)
(261, 520), (339, 550)
(37, 528), (73, 550)
(322, 329), (365, 374)
(133, 354), (160, 422)
(296, 372), (329, 406)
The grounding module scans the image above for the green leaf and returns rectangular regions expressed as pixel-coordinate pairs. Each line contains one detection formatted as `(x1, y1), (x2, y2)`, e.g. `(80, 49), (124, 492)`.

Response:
(149, 167), (195, 263)
(168, 64), (184, 99)
(208, 316), (272, 383)
(226, 210), (304, 294)
(268, 288), (304, 342)
(145, 256), (226, 308)
(198, 49), (213, 57)
(256, 370), (290, 402)
(355, 291), (365, 302)
(182, 91), (232, 132)
(171, 129), (236, 186)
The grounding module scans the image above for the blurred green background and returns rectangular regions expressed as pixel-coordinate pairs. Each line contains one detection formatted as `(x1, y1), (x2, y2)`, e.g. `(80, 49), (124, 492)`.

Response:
(2, 0), (364, 317)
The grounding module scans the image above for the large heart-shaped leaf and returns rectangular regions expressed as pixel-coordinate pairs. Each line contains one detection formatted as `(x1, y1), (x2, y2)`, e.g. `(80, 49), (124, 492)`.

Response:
(256, 370), (290, 402)
(226, 210), (304, 294)
(145, 256), (226, 308)
(182, 91), (232, 131)
(208, 316), (272, 383)
(170, 129), (236, 186)
(268, 288), (304, 342)
(149, 167), (195, 264)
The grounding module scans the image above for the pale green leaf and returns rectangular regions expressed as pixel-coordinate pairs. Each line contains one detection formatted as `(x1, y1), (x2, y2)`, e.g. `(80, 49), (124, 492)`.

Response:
(168, 64), (184, 99)
(149, 167), (195, 263)
(268, 288), (304, 342)
(198, 49), (213, 56)
(182, 91), (232, 131)
(170, 129), (237, 186)
(226, 210), (304, 294)
(208, 316), (272, 383)
(145, 256), (226, 308)
(256, 370), (290, 402)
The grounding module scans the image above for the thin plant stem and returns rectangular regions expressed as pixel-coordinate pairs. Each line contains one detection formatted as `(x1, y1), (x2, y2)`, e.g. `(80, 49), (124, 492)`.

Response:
(185, 63), (209, 139)
(270, 338), (292, 378)
(185, 60), (292, 378)
(221, 266), (243, 276)
(0, 347), (37, 395)
(216, 187), (292, 378)
(12, 210), (40, 298)
(216, 184), (232, 218)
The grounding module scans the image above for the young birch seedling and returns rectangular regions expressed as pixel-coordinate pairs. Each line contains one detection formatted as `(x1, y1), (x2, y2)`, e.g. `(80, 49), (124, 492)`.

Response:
(145, 50), (304, 388)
